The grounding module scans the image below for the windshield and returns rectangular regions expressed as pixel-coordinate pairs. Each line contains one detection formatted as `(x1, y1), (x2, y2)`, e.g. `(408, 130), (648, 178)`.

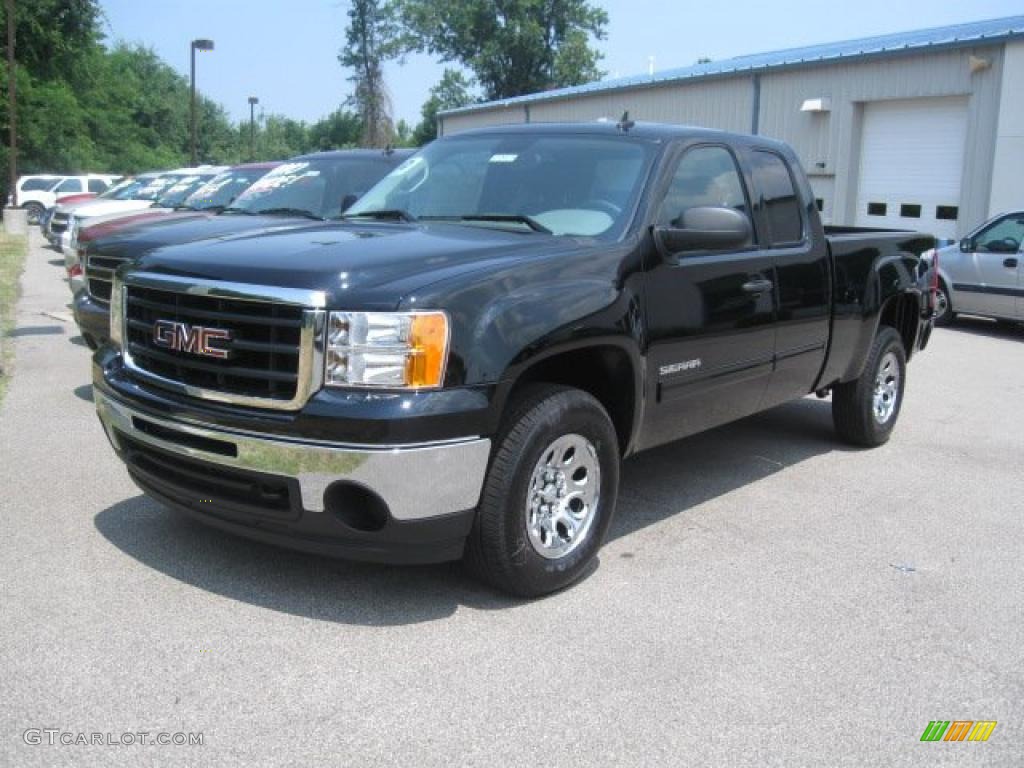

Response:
(182, 167), (270, 210)
(347, 134), (655, 237)
(100, 178), (143, 200)
(226, 157), (395, 219)
(133, 175), (183, 201)
(154, 175), (214, 208)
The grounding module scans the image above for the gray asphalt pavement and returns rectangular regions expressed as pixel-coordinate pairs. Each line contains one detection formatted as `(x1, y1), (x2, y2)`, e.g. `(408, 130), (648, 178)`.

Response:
(1, 230), (1021, 767)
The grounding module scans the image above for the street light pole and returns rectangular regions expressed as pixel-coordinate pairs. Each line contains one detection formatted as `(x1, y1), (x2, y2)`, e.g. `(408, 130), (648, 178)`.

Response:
(189, 38), (214, 166)
(6, 0), (17, 206)
(248, 96), (259, 162)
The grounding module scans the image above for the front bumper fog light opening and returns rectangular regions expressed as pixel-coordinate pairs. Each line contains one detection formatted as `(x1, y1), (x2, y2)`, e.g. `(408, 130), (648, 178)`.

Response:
(323, 481), (390, 532)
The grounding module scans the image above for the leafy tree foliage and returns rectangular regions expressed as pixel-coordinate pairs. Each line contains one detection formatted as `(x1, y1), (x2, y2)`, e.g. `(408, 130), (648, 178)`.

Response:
(411, 68), (473, 145)
(396, 0), (608, 100)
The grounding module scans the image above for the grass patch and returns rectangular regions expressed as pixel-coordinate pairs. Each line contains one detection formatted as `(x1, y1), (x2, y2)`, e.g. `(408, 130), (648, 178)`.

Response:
(0, 231), (29, 404)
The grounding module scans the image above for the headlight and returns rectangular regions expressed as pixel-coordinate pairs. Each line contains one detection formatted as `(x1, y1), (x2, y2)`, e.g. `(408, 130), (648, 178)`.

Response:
(325, 311), (449, 389)
(109, 273), (124, 347)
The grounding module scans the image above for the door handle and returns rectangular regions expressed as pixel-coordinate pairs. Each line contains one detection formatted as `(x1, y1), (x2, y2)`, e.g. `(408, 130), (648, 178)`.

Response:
(741, 278), (774, 294)
(1004, 258), (1019, 269)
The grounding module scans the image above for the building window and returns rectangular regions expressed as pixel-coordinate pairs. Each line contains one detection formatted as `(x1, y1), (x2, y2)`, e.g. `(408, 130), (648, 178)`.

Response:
(900, 204), (922, 218)
(867, 202), (886, 216)
(815, 198), (824, 212)
(936, 205), (959, 221)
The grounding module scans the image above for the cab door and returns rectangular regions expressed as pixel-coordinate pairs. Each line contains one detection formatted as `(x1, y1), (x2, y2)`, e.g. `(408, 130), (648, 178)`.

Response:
(640, 143), (775, 450)
(746, 148), (830, 407)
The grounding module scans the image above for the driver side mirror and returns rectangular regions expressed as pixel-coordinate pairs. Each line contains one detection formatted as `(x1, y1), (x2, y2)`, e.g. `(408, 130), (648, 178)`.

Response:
(654, 206), (752, 259)
(959, 237), (973, 253)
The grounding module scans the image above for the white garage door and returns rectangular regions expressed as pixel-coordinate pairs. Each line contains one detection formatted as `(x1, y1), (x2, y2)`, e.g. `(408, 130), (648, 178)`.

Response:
(855, 97), (968, 240)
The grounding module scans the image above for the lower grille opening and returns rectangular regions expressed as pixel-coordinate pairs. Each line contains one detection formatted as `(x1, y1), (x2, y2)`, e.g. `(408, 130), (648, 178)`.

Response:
(117, 432), (298, 520)
(131, 416), (237, 457)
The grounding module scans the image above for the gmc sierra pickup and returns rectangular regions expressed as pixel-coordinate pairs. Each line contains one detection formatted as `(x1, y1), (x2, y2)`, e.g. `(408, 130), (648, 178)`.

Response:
(93, 122), (935, 596)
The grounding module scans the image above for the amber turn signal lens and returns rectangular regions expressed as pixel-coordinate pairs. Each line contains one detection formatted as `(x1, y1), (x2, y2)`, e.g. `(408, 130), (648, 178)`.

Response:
(406, 312), (449, 387)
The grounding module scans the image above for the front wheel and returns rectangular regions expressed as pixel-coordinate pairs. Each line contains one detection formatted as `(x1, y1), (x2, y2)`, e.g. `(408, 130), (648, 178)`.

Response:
(933, 281), (954, 327)
(464, 385), (620, 597)
(832, 327), (907, 447)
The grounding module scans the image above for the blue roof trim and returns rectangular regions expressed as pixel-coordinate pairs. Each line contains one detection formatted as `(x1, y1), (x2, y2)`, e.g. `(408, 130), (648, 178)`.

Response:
(440, 15), (1024, 117)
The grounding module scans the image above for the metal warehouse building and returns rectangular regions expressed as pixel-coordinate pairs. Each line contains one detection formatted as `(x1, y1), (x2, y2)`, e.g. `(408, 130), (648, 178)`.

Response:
(438, 16), (1024, 240)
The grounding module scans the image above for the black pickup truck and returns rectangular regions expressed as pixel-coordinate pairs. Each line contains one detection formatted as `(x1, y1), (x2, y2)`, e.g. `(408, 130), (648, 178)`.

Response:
(92, 122), (934, 596)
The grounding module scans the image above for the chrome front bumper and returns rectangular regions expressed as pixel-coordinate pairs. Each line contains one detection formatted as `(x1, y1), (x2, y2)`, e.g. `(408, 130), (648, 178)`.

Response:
(94, 389), (491, 521)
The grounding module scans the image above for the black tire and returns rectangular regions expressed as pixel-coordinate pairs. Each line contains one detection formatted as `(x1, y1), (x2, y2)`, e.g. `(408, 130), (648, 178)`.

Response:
(832, 326), (907, 447)
(464, 384), (620, 597)
(23, 202), (44, 225)
(933, 280), (954, 327)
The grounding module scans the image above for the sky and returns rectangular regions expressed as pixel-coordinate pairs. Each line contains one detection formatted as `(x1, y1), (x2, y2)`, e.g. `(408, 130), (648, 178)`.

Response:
(98, 0), (1024, 129)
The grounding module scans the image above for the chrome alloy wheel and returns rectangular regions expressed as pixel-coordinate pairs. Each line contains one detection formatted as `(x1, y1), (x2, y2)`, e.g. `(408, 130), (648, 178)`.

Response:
(872, 351), (901, 425)
(526, 433), (601, 559)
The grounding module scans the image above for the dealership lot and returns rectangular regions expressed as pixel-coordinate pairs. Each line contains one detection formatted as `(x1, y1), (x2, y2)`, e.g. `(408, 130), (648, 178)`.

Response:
(1, 230), (1022, 765)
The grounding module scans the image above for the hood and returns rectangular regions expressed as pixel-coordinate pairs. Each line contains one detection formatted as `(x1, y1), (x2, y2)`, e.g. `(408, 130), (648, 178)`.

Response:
(88, 213), (331, 260)
(135, 221), (575, 309)
(80, 210), (207, 244)
(74, 199), (154, 219)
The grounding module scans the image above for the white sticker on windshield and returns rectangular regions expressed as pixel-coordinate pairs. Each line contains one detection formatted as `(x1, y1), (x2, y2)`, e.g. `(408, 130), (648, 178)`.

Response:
(489, 154), (518, 163)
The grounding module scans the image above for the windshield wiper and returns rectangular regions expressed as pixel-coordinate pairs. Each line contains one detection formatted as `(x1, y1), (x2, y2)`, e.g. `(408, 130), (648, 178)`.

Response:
(341, 209), (417, 223)
(253, 207), (325, 220)
(424, 214), (552, 234)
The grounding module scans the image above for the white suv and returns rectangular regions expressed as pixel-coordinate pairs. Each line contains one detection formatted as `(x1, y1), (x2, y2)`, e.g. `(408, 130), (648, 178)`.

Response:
(14, 174), (121, 223)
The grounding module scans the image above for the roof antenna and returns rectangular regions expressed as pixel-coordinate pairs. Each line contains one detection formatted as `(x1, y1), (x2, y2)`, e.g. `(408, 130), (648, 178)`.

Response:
(617, 110), (635, 133)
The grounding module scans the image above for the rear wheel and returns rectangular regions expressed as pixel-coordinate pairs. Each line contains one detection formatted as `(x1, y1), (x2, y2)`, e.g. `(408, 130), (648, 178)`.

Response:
(23, 202), (44, 225)
(832, 327), (907, 447)
(464, 385), (620, 597)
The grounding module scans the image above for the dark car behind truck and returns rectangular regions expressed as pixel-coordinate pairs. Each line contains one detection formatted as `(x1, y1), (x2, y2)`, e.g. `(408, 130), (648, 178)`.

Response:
(74, 149), (411, 349)
(93, 122), (934, 596)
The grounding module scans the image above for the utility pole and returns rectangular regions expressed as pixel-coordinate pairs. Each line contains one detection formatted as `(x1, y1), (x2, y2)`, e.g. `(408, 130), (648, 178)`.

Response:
(189, 38), (214, 166)
(248, 96), (259, 161)
(6, 0), (16, 205)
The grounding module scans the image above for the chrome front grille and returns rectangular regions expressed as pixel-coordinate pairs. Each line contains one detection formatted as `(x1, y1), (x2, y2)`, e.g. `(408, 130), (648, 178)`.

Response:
(119, 274), (326, 411)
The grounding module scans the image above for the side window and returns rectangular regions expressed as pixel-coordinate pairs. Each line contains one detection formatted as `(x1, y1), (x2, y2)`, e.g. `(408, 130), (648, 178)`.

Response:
(750, 151), (804, 246)
(55, 178), (83, 194)
(657, 146), (752, 245)
(974, 216), (1024, 253)
(87, 178), (108, 194)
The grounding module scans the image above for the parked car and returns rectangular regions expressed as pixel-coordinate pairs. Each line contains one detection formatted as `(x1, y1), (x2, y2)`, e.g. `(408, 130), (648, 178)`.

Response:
(927, 211), (1024, 326)
(60, 168), (228, 262)
(49, 175), (161, 248)
(64, 164), (278, 299)
(15, 174), (120, 223)
(92, 122), (935, 596)
(74, 150), (410, 348)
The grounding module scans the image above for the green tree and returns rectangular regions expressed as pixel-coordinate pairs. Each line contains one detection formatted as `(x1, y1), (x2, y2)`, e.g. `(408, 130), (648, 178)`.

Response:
(396, 0), (607, 100)
(411, 68), (473, 145)
(339, 0), (401, 147)
(308, 108), (363, 151)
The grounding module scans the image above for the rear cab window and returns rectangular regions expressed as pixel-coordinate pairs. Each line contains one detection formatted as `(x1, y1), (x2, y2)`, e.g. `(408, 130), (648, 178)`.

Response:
(749, 150), (805, 246)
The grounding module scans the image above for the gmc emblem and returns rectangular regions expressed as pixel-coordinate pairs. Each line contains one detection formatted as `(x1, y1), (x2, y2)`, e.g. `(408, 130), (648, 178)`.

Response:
(152, 320), (232, 360)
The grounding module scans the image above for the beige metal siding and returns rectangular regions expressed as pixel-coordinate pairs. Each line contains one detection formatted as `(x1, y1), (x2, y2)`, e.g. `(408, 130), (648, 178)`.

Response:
(441, 45), (1007, 235)
(758, 46), (1004, 234)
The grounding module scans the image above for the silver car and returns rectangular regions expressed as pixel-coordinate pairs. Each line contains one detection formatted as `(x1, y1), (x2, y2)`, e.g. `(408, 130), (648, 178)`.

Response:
(930, 211), (1023, 326)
